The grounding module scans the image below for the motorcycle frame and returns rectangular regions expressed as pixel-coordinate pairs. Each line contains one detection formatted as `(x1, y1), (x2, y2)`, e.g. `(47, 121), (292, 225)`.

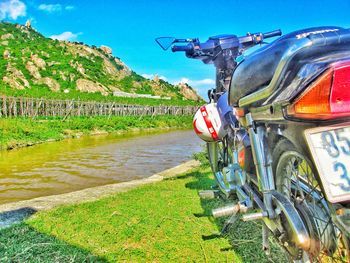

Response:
(212, 55), (311, 249)
(245, 113), (276, 217)
(213, 61), (280, 218)
(213, 36), (318, 219)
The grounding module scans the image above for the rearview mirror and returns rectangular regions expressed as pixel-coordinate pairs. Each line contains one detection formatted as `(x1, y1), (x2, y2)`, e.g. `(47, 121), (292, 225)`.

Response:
(155, 37), (176, 50)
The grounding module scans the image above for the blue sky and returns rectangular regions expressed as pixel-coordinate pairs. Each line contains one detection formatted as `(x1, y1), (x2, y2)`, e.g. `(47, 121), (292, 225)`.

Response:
(1, 0), (350, 98)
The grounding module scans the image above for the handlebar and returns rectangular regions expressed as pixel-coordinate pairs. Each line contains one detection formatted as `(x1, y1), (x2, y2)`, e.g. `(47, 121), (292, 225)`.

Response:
(172, 45), (193, 52)
(166, 29), (282, 67)
(170, 29), (282, 54)
(263, 29), (282, 39)
(238, 29), (282, 46)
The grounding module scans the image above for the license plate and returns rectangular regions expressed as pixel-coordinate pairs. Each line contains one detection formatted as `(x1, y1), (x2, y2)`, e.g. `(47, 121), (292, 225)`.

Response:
(305, 123), (350, 203)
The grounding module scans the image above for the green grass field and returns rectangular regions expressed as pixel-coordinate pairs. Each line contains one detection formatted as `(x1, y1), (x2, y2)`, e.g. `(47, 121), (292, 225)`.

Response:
(0, 158), (287, 262)
(0, 115), (193, 150)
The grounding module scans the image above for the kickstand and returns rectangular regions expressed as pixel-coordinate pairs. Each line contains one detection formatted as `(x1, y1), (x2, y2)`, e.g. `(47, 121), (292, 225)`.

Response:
(202, 214), (239, 241)
(220, 214), (239, 236)
(262, 223), (270, 255)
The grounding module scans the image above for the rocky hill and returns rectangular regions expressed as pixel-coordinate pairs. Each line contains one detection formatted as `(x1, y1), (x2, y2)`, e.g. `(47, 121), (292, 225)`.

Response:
(0, 22), (202, 103)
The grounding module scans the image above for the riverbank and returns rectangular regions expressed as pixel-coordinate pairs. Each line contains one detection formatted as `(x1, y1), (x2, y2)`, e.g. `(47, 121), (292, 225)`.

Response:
(0, 157), (287, 262)
(0, 115), (193, 150)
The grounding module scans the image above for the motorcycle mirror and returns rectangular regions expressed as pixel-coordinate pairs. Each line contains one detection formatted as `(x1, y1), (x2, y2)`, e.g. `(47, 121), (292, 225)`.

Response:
(155, 37), (176, 50)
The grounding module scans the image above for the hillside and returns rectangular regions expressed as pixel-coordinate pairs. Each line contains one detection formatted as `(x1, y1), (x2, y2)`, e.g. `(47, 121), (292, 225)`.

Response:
(0, 22), (203, 105)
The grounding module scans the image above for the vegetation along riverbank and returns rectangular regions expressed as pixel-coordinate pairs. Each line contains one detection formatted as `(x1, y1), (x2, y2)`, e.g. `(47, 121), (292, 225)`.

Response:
(0, 115), (193, 151)
(0, 154), (287, 262)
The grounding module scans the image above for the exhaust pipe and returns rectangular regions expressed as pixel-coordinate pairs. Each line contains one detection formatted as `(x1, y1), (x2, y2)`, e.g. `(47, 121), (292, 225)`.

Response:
(212, 203), (247, 218)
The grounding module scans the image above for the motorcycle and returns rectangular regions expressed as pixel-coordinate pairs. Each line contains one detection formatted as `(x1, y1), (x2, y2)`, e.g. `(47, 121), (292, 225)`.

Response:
(156, 26), (350, 262)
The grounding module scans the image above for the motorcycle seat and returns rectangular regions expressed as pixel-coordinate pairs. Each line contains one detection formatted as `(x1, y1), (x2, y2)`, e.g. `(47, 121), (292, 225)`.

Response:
(229, 26), (350, 106)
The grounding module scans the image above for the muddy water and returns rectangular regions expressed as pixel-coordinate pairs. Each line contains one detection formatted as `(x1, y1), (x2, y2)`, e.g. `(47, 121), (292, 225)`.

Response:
(0, 130), (204, 204)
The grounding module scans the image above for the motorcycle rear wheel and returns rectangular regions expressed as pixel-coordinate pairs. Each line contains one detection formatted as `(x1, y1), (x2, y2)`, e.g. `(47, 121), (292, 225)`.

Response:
(273, 139), (350, 262)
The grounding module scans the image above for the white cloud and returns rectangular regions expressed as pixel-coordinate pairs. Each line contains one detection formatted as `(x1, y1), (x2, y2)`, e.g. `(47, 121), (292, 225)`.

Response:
(141, 73), (167, 81)
(38, 3), (62, 12)
(0, 0), (26, 20)
(38, 3), (75, 13)
(65, 5), (75, 10)
(193, 78), (216, 85)
(50, 31), (81, 41)
(141, 75), (213, 97)
(176, 77), (215, 86)
(175, 77), (215, 99)
(179, 77), (190, 84)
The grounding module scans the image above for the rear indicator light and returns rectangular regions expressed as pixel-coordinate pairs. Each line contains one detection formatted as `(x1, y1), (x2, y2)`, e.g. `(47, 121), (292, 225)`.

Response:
(234, 107), (245, 118)
(238, 147), (245, 168)
(287, 60), (350, 120)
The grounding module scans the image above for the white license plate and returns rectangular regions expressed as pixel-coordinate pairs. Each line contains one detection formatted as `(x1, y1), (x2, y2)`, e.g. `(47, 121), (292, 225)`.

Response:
(305, 123), (350, 203)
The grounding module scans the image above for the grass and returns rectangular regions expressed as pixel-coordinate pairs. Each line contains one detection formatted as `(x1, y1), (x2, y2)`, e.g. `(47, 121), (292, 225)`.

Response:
(0, 160), (288, 262)
(0, 115), (193, 150)
(0, 224), (105, 262)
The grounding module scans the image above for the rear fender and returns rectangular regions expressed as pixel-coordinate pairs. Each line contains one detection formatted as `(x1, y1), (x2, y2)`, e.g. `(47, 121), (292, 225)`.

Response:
(266, 122), (314, 160)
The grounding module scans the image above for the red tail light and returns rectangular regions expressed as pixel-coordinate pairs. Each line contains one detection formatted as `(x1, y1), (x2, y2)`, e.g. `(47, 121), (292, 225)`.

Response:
(287, 60), (350, 120)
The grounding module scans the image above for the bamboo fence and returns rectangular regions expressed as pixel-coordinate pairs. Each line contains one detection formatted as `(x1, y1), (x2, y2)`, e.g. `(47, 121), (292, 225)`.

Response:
(0, 96), (198, 118)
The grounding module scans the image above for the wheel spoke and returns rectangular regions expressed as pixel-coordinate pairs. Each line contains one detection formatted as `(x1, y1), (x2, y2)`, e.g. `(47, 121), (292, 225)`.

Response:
(292, 162), (306, 200)
(300, 182), (320, 204)
(319, 217), (332, 241)
(311, 215), (329, 224)
(276, 148), (349, 262)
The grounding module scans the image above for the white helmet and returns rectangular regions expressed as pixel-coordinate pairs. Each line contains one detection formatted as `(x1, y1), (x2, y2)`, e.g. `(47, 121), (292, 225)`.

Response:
(193, 103), (227, 142)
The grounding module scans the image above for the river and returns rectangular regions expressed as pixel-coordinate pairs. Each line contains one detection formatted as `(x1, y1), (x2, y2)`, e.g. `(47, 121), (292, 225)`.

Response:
(0, 130), (204, 205)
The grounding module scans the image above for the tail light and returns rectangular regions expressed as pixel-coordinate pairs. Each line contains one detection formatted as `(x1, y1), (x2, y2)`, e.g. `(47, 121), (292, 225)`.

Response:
(287, 60), (350, 120)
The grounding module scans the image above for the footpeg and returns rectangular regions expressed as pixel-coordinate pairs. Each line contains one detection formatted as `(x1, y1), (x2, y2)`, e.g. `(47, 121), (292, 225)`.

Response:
(212, 203), (247, 218)
(198, 190), (219, 200)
